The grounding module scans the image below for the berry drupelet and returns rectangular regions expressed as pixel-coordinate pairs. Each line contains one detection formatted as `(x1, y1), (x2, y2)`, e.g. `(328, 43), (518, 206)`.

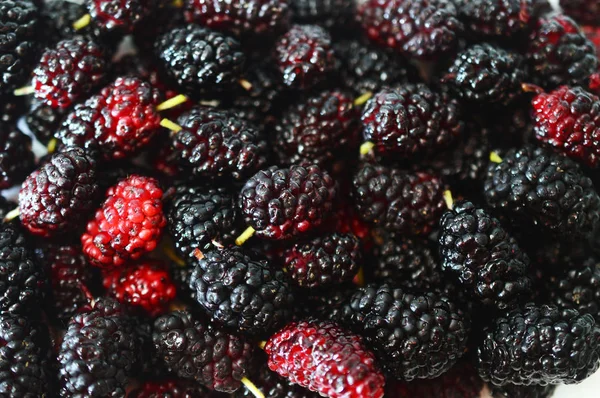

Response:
(171, 107), (268, 180)
(532, 85), (600, 168)
(0, 223), (45, 314)
(235, 362), (320, 398)
(0, 123), (34, 189)
(153, 310), (255, 392)
(457, 0), (534, 40)
(477, 303), (600, 385)
(560, 0), (600, 26)
(58, 298), (145, 397)
(274, 90), (360, 166)
(283, 232), (361, 288)
(527, 15), (598, 89)
(265, 320), (386, 398)
(484, 146), (600, 238)
(129, 379), (213, 398)
(440, 44), (528, 105)
(0, 313), (56, 396)
(19, 147), (98, 238)
(289, 0), (356, 33)
(40, 0), (88, 43)
(439, 201), (532, 309)
(155, 25), (245, 97)
(82, 175), (167, 268)
(275, 24), (337, 89)
(56, 76), (162, 160)
(352, 163), (446, 236)
(25, 99), (69, 144)
(240, 164), (337, 240)
(338, 284), (470, 380)
(85, 0), (154, 35)
(32, 38), (108, 109)
(361, 84), (463, 158)
(0, 94), (26, 124)
(103, 261), (176, 316)
(189, 246), (294, 336)
(184, 0), (290, 38)
(357, 0), (463, 59)
(167, 184), (242, 258)
(0, 0), (40, 95)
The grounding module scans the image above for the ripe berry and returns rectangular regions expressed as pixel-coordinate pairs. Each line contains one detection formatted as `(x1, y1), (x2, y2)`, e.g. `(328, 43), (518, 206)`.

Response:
(32, 38), (108, 109)
(0, 124), (35, 189)
(560, 0), (600, 26)
(290, 0), (356, 33)
(40, 0), (87, 43)
(82, 175), (166, 268)
(458, 0), (534, 40)
(240, 164), (337, 240)
(275, 24), (337, 89)
(19, 147), (98, 238)
(25, 99), (69, 144)
(56, 76), (163, 160)
(129, 379), (212, 398)
(265, 320), (386, 398)
(103, 261), (176, 316)
(358, 0), (462, 59)
(532, 85), (600, 168)
(235, 362), (320, 398)
(85, 0), (153, 35)
(0, 94), (26, 124)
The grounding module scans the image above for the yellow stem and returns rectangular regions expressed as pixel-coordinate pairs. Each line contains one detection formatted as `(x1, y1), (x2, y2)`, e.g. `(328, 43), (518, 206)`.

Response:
(160, 118), (182, 133)
(443, 190), (454, 210)
(3, 208), (20, 223)
(172, 0), (184, 7)
(258, 341), (266, 350)
(489, 152), (503, 164)
(356, 267), (365, 287)
(13, 86), (34, 96)
(239, 79), (253, 91)
(47, 138), (57, 154)
(156, 94), (188, 111)
(235, 226), (255, 246)
(359, 141), (375, 156)
(73, 14), (91, 31)
(241, 378), (265, 398)
(163, 245), (185, 267)
(354, 92), (373, 106)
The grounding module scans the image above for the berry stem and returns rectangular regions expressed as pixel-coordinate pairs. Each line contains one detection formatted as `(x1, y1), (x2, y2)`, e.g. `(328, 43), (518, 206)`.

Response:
(489, 152), (503, 164)
(160, 118), (183, 133)
(162, 244), (185, 267)
(235, 226), (256, 246)
(13, 86), (34, 96)
(73, 14), (91, 31)
(359, 141), (375, 156)
(241, 377), (265, 398)
(47, 138), (57, 154)
(172, 0), (184, 7)
(355, 267), (365, 287)
(443, 190), (453, 210)
(156, 94), (189, 111)
(521, 83), (544, 94)
(239, 79), (253, 91)
(258, 341), (266, 350)
(354, 91), (373, 106)
(3, 208), (20, 223)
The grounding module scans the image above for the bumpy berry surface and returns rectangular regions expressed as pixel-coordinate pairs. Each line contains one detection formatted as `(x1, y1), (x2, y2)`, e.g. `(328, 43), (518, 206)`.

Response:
(172, 107), (268, 180)
(274, 90), (360, 166)
(352, 163), (445, 235)
(458, 0), (533, 39)
(86, 0), (153, 34)
(265, 320), (385, 398)
(57, 76), (162, 160)
(361, 84), (463, 157)
(82, 175), (166, 268)
(477, 303), (600, 385)
(32, 38), (107, 109)
(358, 0), (462, 59)
(189, 247), (294, 336)
(40, 0), (87, 43)
(25, 99), (68, 144)
(153, 310), (255, 392)
(0, 124), (34, 189)
(560, 0), (600, 26)
(339, 284), (470, 380)
(275, 24), (337, 89)
(168, 184), (241, 258)
(235, 362), (320, 398)
(240, 164), (337, 240)
(439, 201), (531, 309)
(0, 313), (55, 396)
(184, 0), (290, 38)
(0, 223), (45, 313)
(290, 0), (356, 32)
(0, 94), (26, 124)
(0, 0), (39, 94)
(129, 379), (213, 398)
(283, 232), (361, 288)
(441, 44), (528, 105)
(532, 85), (600, 168)
(484, 146), (600, 237)
(155, 25), (245, 97)
(103, 261), (176, 316)
(58, 298), (144, 397)
(527, 15), (598, 89)
(19, 147), (98, 237)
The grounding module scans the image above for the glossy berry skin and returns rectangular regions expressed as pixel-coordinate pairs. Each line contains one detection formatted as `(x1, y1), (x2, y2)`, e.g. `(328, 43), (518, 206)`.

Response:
(19, 147), (98, 238)
(458, 0), (534, 39)
(184, 0), (290, 38)
(560, 0), (600, 26)
(32, 38), (107, 109)
(86, 0), (153, 34)
(361, 84), (463, 157)
(240, 165), (337, 240)
(25, 99), (69, 144)
(82, 175), (166, 268)
(352, 163), (445, 236)
(290, 0), (356, 32)
(265, 320), (386, 398)
(103, 261), (176, 316)
(358, 0), (462, 59)
(56, 77), (162, 160)
(275, 24), (337, 89)
(532, 85), (600, 168)
(0, 124), (34, 189)
(527, 15), (598, 89)
(129, 379), (212, 398)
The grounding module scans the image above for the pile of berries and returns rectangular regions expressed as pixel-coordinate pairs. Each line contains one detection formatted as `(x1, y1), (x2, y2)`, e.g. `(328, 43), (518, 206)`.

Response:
(3, 0), (600, 397)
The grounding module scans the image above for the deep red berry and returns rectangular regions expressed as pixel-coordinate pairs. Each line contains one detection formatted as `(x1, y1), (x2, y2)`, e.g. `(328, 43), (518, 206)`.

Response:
(458, 0), (534, 40)
(532, 85), (600, 168)
(32, 38), (107, 109)
(103, 261), (176, 316)
(56, 76), (162, 160)
(265, 320), (385, 398)
(560, 0), (600, 26)
(275, 24), (337, 89)
(82, 175), (166, 268)
(358, 0), (462, 59)
(86, 0), (153, 34)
